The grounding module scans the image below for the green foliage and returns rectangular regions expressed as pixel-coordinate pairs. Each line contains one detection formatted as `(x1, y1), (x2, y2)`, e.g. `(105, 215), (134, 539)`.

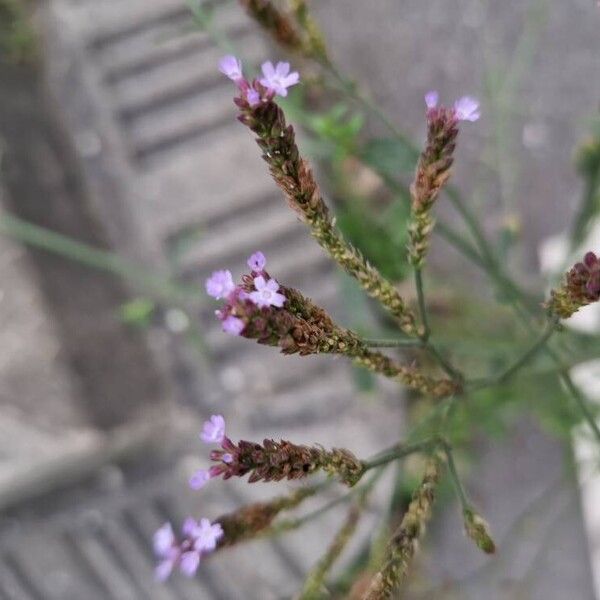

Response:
(118, 298), (155, 328)
(359, 137), (418, 180)
(0, 0), (36, 65)
(336, 197), (411, 283)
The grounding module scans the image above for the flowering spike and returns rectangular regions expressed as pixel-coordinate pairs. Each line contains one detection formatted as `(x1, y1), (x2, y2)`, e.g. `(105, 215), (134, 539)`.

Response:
(547, 251), (600, 318)
(209, 437), (365, 486)
(463, 508), (496, 554)
(363, 455), (444, 598)
(259, 61), (300, 97)
(205, 270), (235, 299)
(200, 415), (226, 444)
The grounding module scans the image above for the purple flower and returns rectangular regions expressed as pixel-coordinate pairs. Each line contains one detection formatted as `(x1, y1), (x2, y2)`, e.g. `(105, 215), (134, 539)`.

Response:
(189, 469), (212, 490)
(454, 96), (480, 122)
(222, 315), (245, 336)
(218, 55), (243, 83)
(249, 276), (286, 308)
(200, 415), (226, 444)
(246, 88), (260, 107)
(247, 251), (266, 271)
(259, 61), (300, 97)
(179, 551), (201, 577)
(194, 518), (224, 553)
(424, 90), (439, 109)
(206, 270), (235, 299)
(154, 523), (175, 556)
(222, 452), (233, 464)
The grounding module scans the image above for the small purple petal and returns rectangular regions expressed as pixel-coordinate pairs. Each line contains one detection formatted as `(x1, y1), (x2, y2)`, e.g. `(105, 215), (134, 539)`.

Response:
(222, 453), (233, 464)
(247, 251), (267, 271)
(155, 558), (176, 582)
(253, 275), (267, 291)
(189, 469), (212, 490)
(182, 517), (199, 538)
(222, 315), (245, 336)
(218, 55), (243, 82)
(261, 61), (275, 79)
(206, 270), (235, 299)
(270, 292), (287, 308)
(153, 523), (175, 557)
(265, 278), (280, 293)
(179, 551), (201, 577)
(200, 415), (226, 444)
(425, 90), (439, 109)
(454, 96), (480, 122)
(246, 88), (260, 107)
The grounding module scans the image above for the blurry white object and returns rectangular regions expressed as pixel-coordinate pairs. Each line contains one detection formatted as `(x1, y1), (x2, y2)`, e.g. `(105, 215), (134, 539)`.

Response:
(539, 227), (600, 596)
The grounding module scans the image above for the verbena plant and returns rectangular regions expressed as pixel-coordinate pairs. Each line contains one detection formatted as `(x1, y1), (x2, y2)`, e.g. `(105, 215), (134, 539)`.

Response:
(152, 2), (600, 598)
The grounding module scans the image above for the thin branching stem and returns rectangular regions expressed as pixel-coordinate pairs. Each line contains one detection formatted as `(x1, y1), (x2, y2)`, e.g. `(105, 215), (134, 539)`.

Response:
(470, 317), (559, 389)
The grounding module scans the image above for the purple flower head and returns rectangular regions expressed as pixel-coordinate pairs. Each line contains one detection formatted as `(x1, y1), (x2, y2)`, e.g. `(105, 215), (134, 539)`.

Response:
(189, 468), (212, 490)
(154, 523), (175, 556)
(222, 315), (245, 336)
(259, 61), (300, 97)
(179, 551), (201, 577)
(200, 415), (226, 444)
(247, 251), (267, 272)
(206, 270), (235, 299)
(194, 518), (224, 553)
(246, 88), (260, 107)
(454, 96), (480, 122)
(222, 452), (233, 464)
(249, 276), (286, 308)
(424, 90), (439, 109)
(218, 55), (243, 83)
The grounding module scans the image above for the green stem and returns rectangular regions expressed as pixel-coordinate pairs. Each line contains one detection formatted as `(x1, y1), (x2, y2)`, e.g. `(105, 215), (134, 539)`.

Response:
(441, 442), (470, 511)
(363, 439), (437, 472)
(415, 268), (430, 340)
(363, 338), (423, 348)
(560, 372), (600, 444)
(0, 213), (199, 303)
(471, 318), (559, 389)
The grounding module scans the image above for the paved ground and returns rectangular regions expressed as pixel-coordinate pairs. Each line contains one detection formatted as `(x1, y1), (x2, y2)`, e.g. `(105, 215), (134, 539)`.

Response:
(0, 0), (598, 598)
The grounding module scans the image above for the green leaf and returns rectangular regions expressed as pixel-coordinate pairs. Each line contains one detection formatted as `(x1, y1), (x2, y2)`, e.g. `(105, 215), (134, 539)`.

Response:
(359, 138), (419, 179)
(119, 298), (155, 327)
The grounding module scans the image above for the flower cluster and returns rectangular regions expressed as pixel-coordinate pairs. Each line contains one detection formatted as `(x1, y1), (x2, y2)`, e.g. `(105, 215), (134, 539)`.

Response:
(408, 92), (480, 267)
(219, 55), (299, 108)
(425, 91), (481, 122)
(223, 57), (420, 337)
(153, 518), (223, 581)
(548, 251), (600, 318)
(190, 415), (365, 489)
(206, 252), (460, 397)
(206, 251), (363, 356)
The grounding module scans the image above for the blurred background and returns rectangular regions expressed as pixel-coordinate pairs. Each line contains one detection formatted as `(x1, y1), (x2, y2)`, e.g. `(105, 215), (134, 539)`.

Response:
(0, 0), (599, 598)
